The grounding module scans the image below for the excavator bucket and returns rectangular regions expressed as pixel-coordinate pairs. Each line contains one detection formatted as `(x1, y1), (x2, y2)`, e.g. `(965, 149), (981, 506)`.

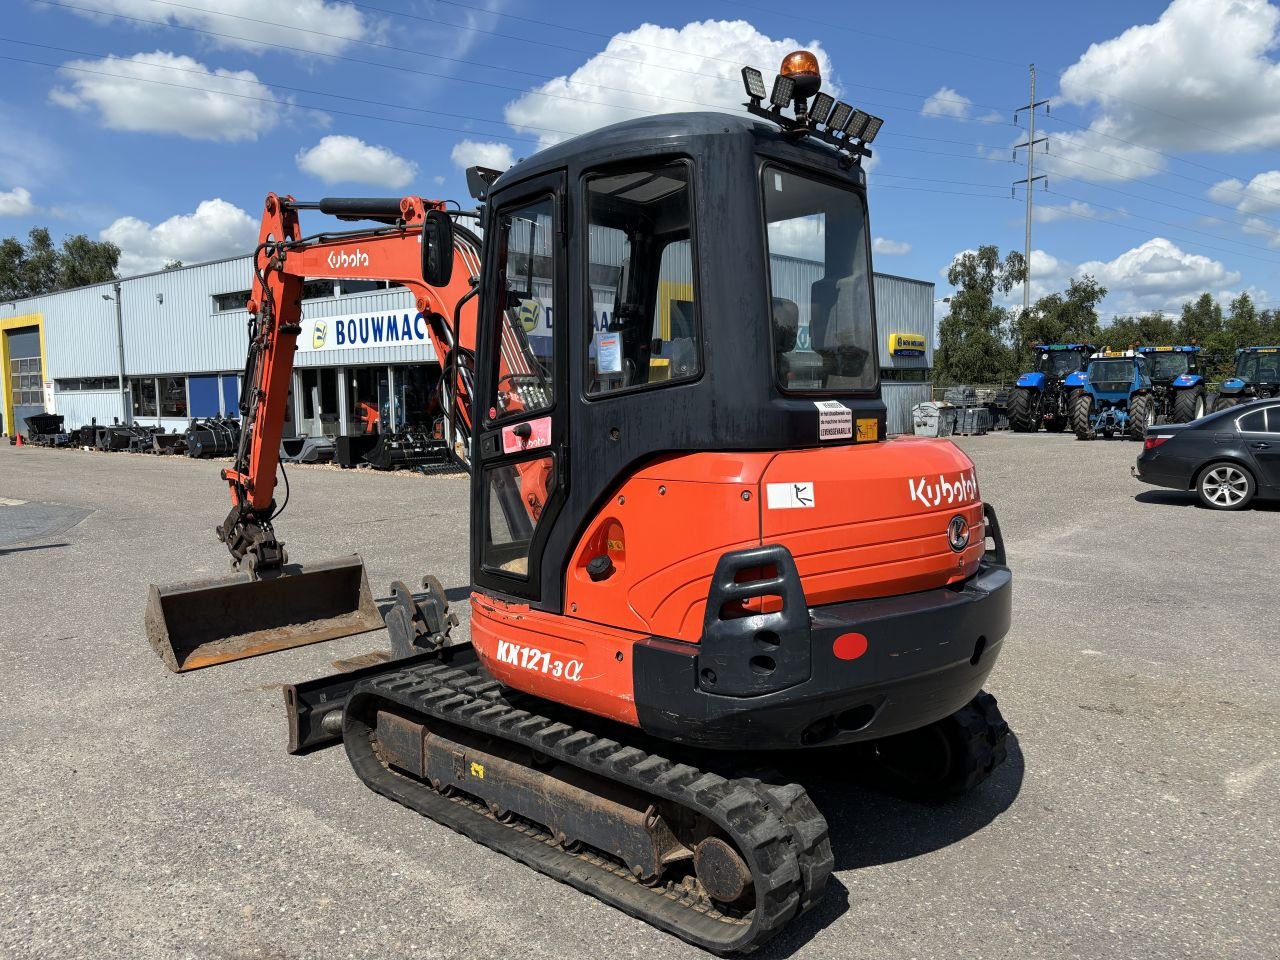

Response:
(145, 555), (383, 672)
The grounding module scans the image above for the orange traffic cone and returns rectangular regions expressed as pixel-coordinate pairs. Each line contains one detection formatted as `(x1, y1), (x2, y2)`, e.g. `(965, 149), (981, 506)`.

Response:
(15, 433), (23, 446)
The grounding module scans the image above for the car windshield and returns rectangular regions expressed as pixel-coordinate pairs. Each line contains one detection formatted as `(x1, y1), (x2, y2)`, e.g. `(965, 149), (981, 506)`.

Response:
(1236, 351), (1280, 382)
(1088, 359), (1134, 388)
(1038, 350), (1084, 378)
(1146, 352), (1190, 379)
(764, 166), (876, 393)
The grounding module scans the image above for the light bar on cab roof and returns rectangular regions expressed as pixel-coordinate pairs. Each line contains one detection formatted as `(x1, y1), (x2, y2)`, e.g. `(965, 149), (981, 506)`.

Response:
(741, 66), (766, 102)
(739, 52), (882, 166)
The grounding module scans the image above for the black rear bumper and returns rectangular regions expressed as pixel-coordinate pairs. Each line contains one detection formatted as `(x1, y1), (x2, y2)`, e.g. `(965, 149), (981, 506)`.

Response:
(633, 559), (1012, 750)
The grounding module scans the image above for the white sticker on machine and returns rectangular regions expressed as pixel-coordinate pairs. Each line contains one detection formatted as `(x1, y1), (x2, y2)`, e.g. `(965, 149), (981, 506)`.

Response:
(766, 482), (815, 509)
(813, 400), (853, 440)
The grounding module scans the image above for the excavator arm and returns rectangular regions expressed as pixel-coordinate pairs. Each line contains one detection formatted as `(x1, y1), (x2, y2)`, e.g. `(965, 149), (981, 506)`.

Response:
(217, 192), (482, 576)
(145, 193), (482, 672)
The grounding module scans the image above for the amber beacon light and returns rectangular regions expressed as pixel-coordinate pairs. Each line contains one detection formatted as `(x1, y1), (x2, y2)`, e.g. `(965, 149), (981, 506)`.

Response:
(739, 51), (883, 165)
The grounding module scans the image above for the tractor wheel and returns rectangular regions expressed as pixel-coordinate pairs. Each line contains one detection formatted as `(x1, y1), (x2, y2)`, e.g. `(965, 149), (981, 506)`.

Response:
(1171, 386), (1206, 423)
(1070, 391), (1093, 440)
(858, 691), (1010, 803)
(1211, 394), (1241, 414)
(1127, 394), (1154, 440)
(1007, 387), (1038, 432)
(1196, 461), (1255, 511)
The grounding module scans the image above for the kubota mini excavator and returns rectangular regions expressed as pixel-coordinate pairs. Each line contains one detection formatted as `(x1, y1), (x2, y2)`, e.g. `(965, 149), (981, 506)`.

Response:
(149, 53), (1014, 953)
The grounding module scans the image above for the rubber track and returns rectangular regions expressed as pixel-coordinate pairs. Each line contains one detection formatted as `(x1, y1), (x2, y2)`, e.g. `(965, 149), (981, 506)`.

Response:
(343, 660), (833, 954)
(944, 690), (1010, 796)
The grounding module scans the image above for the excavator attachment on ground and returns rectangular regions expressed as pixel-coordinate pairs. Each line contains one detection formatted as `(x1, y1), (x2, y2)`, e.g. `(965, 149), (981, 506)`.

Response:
(145, 554), (381, 672)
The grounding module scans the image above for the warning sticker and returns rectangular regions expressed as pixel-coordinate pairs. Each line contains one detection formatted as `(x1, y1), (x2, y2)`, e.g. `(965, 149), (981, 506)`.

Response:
(814, 400), (853, 440)
(856, 418), (878, 442)
(767, 482), (815, 509)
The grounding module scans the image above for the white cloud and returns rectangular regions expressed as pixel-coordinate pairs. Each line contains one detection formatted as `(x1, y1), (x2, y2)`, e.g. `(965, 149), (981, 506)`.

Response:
(1057, 0), (1280, 167)
(1039, 128), (1166, 183)
(1241, 217), (1280, 248)
(450, 140), (514, 172)
(0, 186), (35, 217)
(1076, 237), (1241, 311)
(60, 0), (371, 56)
(1208, 170), (1280, 214)
(921, 86), (972, 120)
(503, 20), (836, 151)
(1033, 199), (1121, 223)
(948, 238), (1240, 316)
(101, 199), (258, 275)
(873, 237), (911, 255)
(296, 135), (416, 188)
(51, 52), (281, 141)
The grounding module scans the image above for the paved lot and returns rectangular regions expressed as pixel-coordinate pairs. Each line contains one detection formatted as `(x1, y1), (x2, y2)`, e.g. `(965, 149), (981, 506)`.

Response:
(1, 435), (1276, 960)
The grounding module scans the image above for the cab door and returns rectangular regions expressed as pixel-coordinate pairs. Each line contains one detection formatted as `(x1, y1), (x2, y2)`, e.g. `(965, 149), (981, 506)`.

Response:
(471, 173), (568, 603)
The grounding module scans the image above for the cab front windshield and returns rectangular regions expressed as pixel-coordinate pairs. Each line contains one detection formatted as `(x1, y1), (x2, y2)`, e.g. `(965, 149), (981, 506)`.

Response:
(1146, 352), (1191, 379)
(1038, 350), (1085, 378)
(1237, 351), (1280, 383)
(1088, 358), (1136, 389)
(764, 166), (876, 392)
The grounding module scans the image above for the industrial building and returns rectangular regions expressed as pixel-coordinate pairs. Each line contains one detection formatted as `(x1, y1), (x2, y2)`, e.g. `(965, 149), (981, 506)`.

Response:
(2, 254), (933, 441)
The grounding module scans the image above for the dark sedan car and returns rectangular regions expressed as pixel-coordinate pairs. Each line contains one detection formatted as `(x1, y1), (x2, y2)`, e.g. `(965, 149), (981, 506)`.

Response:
(1134, 399), (1280, 509)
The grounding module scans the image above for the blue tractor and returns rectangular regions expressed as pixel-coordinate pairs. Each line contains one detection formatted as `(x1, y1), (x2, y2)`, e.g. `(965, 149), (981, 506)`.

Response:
(1213, 346), (1280, 412)
(1137, 345), (1207, 422)
(1069, 349), (1154, 441)
(1008, 342), (1095, 432)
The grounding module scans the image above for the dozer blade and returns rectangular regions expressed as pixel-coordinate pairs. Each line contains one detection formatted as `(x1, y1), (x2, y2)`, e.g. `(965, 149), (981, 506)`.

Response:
(145, 555), (383, 672)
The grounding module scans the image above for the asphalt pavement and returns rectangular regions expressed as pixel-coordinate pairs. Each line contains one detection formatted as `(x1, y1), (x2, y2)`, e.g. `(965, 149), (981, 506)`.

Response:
(0, 434), (1275, 960)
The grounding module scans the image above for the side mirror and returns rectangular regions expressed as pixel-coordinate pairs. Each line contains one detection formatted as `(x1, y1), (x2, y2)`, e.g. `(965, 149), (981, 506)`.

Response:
(421, 209), (454, 287)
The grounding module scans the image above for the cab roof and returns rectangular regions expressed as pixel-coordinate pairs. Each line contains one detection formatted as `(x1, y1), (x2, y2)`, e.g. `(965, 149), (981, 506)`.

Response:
(1137, 345), (1200, 354)
(1237, 346), (1280, 353)
(1034, 343), (1094, 351)
(488, 110), (865, 192)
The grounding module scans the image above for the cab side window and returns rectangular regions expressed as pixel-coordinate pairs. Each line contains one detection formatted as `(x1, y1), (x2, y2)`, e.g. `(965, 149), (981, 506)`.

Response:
(584, 162), (700, 395)
(1267, 407), (1280, 433)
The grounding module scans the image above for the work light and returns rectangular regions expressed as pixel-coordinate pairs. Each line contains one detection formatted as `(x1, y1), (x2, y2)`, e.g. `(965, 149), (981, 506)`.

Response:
(769, 74), (794, 109)
(861, 114), (884, 144)
(809, 92), (834, 127)
(828, 101), (852, 133)
(844, 110), (870, 140)
(741, 66), (766, 102)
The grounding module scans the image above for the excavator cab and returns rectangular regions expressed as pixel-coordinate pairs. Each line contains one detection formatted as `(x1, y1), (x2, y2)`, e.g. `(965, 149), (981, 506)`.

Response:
(459, 109), (1009, 748)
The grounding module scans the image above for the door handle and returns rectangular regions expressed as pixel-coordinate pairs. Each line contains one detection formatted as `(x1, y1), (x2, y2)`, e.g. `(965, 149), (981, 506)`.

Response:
(1252, 441), (1271, 449)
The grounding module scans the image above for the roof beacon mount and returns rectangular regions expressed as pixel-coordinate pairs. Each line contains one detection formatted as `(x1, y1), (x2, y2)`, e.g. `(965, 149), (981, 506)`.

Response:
(741, 52), (883, 166)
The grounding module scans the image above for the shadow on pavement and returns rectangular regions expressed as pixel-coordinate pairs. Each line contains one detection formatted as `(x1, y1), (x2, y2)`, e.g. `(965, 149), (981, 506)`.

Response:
(755, 735), (1025, 958)
(1135, 490), (1280, 511)
(0, 541), (69, 556)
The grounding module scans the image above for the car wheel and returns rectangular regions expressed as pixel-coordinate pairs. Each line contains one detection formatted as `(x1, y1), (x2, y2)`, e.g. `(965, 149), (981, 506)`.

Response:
(1196, 461), (1256, 510)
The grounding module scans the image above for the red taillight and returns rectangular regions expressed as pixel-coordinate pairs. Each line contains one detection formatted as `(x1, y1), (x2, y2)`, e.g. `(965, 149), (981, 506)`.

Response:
(1144, 434), (1173, 451)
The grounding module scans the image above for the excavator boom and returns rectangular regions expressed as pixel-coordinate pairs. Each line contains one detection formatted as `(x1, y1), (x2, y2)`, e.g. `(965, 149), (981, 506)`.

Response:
(147, 193), (481, 671)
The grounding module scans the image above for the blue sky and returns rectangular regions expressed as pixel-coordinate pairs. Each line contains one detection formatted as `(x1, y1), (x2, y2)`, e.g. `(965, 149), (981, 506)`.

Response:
(2, 0), (1279, 326)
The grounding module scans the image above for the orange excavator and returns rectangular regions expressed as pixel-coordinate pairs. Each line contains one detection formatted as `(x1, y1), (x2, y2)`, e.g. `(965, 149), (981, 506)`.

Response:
(148, 53), (1014, 953)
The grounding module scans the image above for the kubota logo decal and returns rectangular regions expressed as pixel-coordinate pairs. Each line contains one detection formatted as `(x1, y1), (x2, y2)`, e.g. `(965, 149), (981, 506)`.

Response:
(326, 248), (370, 269)
(908, 469), (977, 507)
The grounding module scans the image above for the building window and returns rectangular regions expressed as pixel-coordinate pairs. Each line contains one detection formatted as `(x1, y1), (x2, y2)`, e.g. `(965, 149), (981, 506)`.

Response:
(303, 279), (336, 301)
(881, 368), (929, 382)
(339, 279), (393, 296)
(132, 377), (157, 417)
(213, 290), (250, 312)
(56, 377), (118, 391)
(159, 376), (187, 417)
(9, 356), (43, 405)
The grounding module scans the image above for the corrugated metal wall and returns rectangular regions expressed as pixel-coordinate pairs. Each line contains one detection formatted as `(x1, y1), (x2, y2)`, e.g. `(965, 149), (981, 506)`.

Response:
(11, 250), (933, 432)
(884, 383), (933, 436)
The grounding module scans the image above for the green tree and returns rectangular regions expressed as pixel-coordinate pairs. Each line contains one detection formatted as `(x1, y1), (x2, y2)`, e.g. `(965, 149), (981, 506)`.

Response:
(163, 259), (184, 271)
(0, 227), (119, 301)
(936, 245), (1026, 385)
(1010, 275), (1107, 371)
(1179, 293), (1230, 378)
(1225, 292), (1261, 349)
(1098, 312), (1178, 351)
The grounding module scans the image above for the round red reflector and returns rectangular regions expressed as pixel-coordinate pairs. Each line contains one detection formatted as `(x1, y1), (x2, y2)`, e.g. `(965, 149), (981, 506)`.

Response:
(833, 632), (868, 661)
